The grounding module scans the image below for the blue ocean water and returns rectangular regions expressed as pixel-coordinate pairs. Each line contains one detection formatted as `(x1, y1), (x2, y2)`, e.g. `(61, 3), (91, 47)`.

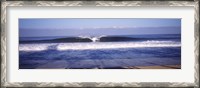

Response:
(19, 34), (181, 69)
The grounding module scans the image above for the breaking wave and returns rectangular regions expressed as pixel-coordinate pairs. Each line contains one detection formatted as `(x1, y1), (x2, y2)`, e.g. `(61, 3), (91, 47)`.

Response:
(19, 40), (181, 51)
(19, 35), (179, 44)
(78, 35), (107, 42)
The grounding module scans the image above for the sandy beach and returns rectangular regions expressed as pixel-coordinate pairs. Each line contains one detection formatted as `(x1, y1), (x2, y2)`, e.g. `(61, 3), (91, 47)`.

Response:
(123, 65), (181, 69)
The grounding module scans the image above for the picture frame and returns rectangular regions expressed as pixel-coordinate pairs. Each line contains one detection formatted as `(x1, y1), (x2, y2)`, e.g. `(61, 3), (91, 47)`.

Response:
(1, 0), (199, 88)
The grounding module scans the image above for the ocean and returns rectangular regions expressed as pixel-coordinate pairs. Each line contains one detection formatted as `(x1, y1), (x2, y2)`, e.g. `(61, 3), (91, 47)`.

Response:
(19, 34), (181, 69)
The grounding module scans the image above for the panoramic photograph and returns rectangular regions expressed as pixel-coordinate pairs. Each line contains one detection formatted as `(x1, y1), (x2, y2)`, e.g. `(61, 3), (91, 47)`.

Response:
(19, 18), (181, 69)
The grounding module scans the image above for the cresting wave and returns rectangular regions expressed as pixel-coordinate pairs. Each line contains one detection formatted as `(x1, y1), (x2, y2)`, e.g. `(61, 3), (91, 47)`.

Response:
(78, 35), (107, 42)
(19, 40), (181, 51)
(19, 35), (180, 43)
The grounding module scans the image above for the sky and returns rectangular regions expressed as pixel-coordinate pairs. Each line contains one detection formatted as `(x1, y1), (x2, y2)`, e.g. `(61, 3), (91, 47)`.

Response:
(19, 18), (181, 37)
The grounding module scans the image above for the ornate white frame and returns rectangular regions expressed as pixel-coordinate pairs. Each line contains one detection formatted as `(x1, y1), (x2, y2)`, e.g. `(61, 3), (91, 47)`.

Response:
(1, 1), (199, 88)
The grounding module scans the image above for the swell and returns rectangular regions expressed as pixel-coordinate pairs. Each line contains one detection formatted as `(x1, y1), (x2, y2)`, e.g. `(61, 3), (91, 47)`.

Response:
(19, 37), (92, 44)
(19, 35), (180, 44)
(99, 36), (174, 42)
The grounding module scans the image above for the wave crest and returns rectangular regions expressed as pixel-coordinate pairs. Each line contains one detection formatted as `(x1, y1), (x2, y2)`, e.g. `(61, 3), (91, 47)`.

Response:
(79, 35), (107, 42)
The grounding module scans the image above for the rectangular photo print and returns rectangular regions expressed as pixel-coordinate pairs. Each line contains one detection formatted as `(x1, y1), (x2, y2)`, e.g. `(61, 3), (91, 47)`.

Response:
(19, 18), (181, 69)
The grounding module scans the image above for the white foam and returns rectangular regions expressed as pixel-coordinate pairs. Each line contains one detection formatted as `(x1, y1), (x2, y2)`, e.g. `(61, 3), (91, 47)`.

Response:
(79, 35), (106, 42)
(19, 40), (181, 51)
(57, 40), (181, 50)
(19, 44), (53, 51)
(90, 37), (99, 42)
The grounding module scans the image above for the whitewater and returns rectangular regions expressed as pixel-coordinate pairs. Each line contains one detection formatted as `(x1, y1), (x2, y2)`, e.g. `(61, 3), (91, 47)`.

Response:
(19, 40), (181, 51)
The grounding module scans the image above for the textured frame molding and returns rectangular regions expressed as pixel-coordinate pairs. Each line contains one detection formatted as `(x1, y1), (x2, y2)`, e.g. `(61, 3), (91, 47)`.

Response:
(1, 1), (199, 88)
